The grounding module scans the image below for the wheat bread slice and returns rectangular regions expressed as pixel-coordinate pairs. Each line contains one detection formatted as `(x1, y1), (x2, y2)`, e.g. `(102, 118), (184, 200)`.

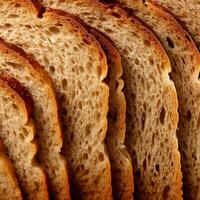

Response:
(149, 0), (200, 51)
(39, 0), (182, 199)
(0, 1), (111, 199)
(0, 38), (70, 200)
(89, 28), (134, 200)
(0, 75), (48, 200)
(116, 1), (200, 199)
(0, 139), (22, 200)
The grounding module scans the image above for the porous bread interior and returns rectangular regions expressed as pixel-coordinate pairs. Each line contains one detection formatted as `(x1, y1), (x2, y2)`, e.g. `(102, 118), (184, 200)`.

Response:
(118, 0), (199, 199)
(0, 139), (22, 200)
(0, 41), (70, 200)
(91, 29), (134, 200)
(0, 79), (47, 200)
(0, 1), (111, 199)
(153, 0), (200, 50)
(39, 0), (181, 199)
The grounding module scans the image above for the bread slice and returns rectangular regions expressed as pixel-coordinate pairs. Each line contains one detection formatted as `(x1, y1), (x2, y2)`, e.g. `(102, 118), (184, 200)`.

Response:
(0, 139), (22, 200)
(39, 0), (182, 199)
(115, 0), (200, 199)
(150, 0), (200, 50)
(0, 38), (70, 200)
(0, 1), (111, 199)
(89, 28), (134, 200)
(0, 75), (48, 200)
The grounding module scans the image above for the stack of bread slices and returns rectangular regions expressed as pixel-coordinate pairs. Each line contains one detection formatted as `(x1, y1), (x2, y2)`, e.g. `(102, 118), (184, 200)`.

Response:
(0, 0), (199, 200)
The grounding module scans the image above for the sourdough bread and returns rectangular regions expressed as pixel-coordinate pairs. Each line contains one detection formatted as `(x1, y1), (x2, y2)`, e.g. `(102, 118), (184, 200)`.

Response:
(152, 0), (200, 50)
(0, 139), (22, 200)
(117, 1), (200, 199)
(90, 28), (134, 200)
(0, 38), (70, 200)
(0, 1), (111, 199)
(0, 75), (48, 200)
(39, 0), (182, 199)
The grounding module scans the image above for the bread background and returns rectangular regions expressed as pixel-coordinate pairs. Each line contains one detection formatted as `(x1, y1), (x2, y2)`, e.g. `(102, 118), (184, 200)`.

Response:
(0, 0), (200, 199)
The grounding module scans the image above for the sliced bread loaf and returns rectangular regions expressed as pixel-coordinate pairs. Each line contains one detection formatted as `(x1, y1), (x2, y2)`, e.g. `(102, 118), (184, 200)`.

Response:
(0, 38), (70, 200)
(0, 75), (48, 200)
(0, 139), (22, 200)
(39, 0), (182, 199)
(151, 0), (200, 50)
(90, 28), (134, 200)
(0, 1), (111, 199)
(116, 0), (200, 199)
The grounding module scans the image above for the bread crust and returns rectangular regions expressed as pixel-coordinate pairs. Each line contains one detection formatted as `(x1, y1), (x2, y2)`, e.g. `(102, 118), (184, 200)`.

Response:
(0, 75), (33, 122)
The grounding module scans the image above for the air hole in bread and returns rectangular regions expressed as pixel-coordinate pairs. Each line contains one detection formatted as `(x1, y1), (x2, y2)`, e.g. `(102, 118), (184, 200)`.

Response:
(186, 110), (192, 121)
(181, 57), (186, 65)
(141, 112), (146, 131)
(12, 104), (18, 111)
(111, 12), (120, 18)
(49, 26), (60, 34)
(99, 152), (104, 162)
(83, 153), (88, 160)
(143, 39), (151, 47)
(62, 79), (67, 90)
(14, 3), (21, 7)
(123, 49), (129, 56)
(25, 25), (32, 29)
(49, 66), (55, 75)
(85, 124), (91, 136)
(148, 154), (151, 162)
(73, 47), (78, 52)
(135, 58), (140, 65)
(78, 102), (82, 109)
(148, 57), (154, 65)
(8, 14), (19, 19)
(4, 23), (12, 28)
(160, 107), (165, 124)
(155, 164), (160, 173)
(166, 37), (174, 48)
(143, 159), (147, 171)
(104, 28), (113, 33)
(82, 38), (91, 45)
(151, 181), (155, 187)
(163, 185), (170, 199)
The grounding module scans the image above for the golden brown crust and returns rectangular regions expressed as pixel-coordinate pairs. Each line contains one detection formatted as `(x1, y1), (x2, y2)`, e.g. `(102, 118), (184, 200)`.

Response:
(0, 75), (34, 115)
(0, 76), (33, 120)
